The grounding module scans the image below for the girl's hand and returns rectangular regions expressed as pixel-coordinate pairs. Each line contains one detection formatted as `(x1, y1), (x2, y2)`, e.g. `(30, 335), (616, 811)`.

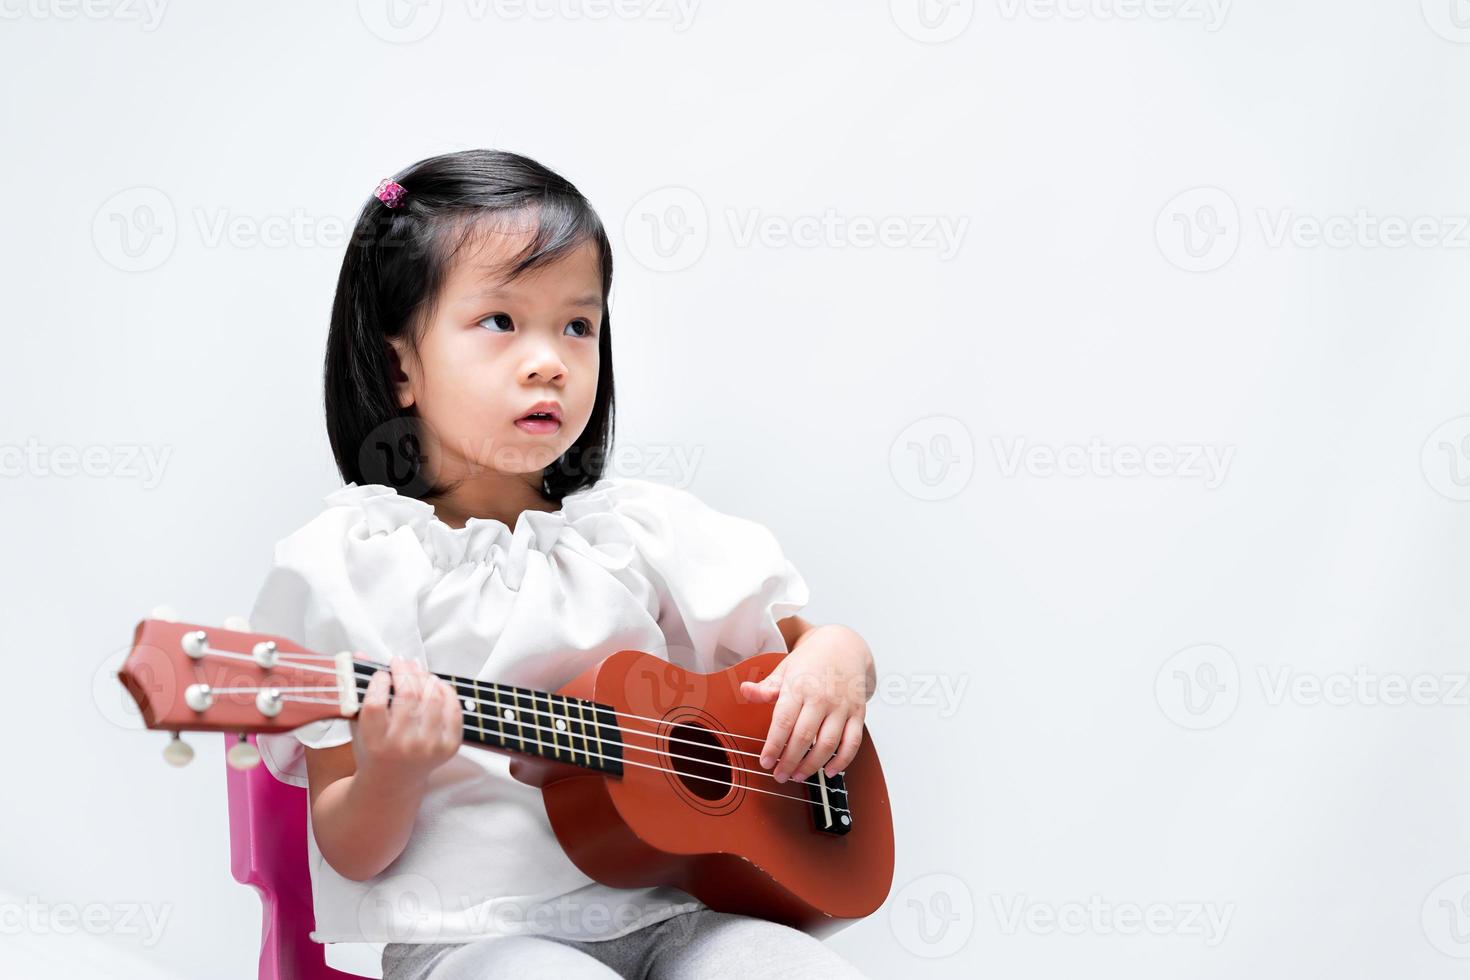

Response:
(351, 657), (464, 788)
(740, 625), (873, 784)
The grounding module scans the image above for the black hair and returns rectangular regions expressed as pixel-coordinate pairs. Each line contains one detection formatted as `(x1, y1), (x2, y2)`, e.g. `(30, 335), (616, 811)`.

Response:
(323, 148), (615, 504)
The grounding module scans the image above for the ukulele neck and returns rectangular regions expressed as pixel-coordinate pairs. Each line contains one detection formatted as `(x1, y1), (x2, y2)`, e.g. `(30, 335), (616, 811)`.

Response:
(348, 662), (625, 776)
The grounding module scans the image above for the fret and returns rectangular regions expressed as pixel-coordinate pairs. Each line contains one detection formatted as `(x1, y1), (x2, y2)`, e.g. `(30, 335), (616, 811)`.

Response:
(594, 703), (623, 775)
(515, 688), (541, 758)
(469, 677), (504, 748)
(587, 700), (604, 768)
(531, 689), (553, 761)
(529, 690), (548, 760)
(557, 694), (575, 763)
(517, 687), (533, 755)
(569, 697), (587, 767)
(540, 691), (567, 762)
(552, 690), (567, 758)
(457, 678), (480, 746)
(578, 698), (602, 767)
(487, 679), (510, 751)
(579, 698), (596, 768)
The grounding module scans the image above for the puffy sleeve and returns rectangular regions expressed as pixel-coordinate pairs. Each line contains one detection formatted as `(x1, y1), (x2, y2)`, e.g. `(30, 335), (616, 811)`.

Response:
(605, 480), (812, 673)
(249, 503), (430, 788)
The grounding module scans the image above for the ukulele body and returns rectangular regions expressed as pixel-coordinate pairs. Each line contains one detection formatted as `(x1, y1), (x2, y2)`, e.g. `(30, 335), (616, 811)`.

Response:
(509, 649), (895, 936)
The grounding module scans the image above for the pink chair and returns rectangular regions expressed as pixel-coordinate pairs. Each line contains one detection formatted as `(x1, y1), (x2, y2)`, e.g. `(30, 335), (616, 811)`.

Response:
(226, 733), (365, 980)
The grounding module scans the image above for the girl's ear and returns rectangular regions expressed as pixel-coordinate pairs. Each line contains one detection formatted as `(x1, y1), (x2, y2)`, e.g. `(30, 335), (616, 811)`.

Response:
(386, 337), (416, 410)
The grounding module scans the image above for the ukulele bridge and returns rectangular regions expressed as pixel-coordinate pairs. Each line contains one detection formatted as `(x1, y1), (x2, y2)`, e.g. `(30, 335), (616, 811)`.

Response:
(804, 768), (852, 836)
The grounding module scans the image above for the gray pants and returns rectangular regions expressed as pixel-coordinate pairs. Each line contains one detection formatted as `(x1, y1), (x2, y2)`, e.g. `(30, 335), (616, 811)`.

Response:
(380, 908), (869, 979)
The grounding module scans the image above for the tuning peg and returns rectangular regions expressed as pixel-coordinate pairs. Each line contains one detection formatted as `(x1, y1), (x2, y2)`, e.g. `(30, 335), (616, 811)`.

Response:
(163, 731), (193, 767)
(223, 615), (250, 632)
(227, 733), (261, 770)
(150, 605), (180, 622)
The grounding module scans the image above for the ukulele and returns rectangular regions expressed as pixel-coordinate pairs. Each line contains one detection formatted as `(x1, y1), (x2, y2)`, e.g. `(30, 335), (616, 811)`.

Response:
(117, 616), (895, 935)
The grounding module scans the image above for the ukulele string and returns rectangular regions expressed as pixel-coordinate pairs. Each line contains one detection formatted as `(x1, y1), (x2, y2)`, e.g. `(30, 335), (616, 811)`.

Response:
(457, 715), (847, 812)
(202, 647), (804, 750)
(438, 679), (809, 750)
(384, 678), (831, 765)
(341, 657), (803, 749)
(349, 676), (850, 785)
(452, 710), (841, 811)
(199, 646), (834, 754)
(299, 683), (849, 798)
(193, 648), (851, 787)
(257, 691), (844, 811)
(355, 653), (806, 751)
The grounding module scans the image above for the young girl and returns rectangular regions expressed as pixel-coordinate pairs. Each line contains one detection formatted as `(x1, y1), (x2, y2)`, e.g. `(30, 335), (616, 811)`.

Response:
(250, 149), (878, 979)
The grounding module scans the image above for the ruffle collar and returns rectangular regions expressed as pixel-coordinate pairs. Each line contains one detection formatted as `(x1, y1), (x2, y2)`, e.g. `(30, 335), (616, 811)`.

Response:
(321, 479), (630, 587)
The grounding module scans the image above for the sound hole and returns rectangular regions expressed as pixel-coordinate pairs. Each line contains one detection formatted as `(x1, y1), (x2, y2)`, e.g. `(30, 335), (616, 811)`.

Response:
(669, 722), (732, 801)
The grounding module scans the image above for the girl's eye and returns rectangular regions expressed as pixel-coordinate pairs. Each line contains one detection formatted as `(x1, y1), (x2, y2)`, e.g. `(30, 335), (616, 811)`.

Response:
(478, 313), (513, 333)
(566, 319), (594, 338)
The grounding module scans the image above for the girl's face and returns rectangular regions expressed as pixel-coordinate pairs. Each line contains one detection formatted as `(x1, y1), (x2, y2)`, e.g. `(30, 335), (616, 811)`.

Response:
(388, 224), (604, 497)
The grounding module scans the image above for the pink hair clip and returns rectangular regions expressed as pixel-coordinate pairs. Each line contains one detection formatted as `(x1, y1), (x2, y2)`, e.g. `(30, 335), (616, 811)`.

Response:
(374, 178), (407, 209)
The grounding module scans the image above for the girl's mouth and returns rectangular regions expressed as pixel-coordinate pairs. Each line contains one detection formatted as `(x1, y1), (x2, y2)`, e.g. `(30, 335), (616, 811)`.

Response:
(515, 413), (561, 435)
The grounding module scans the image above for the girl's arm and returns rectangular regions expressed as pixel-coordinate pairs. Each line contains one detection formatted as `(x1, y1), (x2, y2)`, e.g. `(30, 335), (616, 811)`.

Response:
(778, 615), (877, 702)
(777, 614), (813, 653)
(304, 658), (463, 882)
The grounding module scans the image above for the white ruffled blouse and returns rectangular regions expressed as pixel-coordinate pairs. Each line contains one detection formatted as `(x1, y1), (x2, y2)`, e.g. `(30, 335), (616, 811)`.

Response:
(250, 476), (810, 945)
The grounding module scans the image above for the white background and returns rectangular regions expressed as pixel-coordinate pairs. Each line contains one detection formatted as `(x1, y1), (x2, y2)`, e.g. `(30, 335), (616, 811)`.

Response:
(4, 1), (1470, 977)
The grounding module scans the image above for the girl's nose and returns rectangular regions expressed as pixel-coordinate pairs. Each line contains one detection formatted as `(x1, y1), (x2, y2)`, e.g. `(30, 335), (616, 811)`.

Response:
(521, 346), (567, 384)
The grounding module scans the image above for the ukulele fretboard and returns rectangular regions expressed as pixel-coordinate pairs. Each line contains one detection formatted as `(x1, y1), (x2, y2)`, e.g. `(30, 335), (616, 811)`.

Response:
(350, 663), (625, 775)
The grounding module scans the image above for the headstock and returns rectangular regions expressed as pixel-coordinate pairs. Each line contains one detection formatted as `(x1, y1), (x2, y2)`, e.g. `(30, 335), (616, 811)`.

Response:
(117, 616), (366, 770)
